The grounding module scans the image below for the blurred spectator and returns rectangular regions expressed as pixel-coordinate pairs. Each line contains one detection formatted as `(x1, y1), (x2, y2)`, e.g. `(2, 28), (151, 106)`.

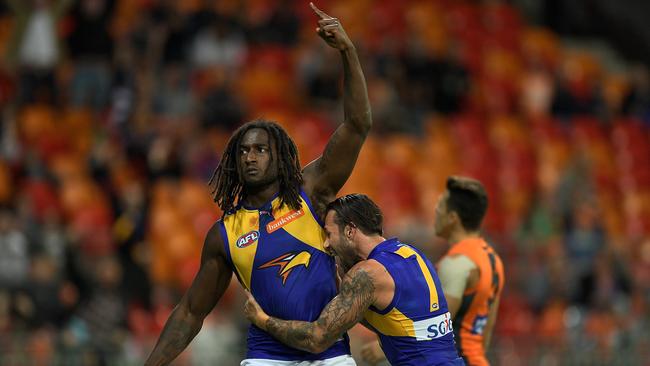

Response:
(66, 0), (115, 110)
(189, 301), (245, 366)
(189, 11), (246, 70)
(73, 255), (127, 364)
(199, 72), (245, 131)
(622, 64), (650, 123)
(16, 255), (77, 328)
(113, 180), (151, 308)
(36, 209), (67, 270)
(298, 43), (341, 107)
(247, 0), (299, 46)
(367, 75), (411, 135)
(151, 1), (192, 67)
(551, 55), (606, 120)
(402, 41), (469, 116)
(6, 0), (73, 105)
(0, 207), (30, 290)
(107, 40), (137, 129)
(153, 64), (196, 121)
(564, 201), (606, 305)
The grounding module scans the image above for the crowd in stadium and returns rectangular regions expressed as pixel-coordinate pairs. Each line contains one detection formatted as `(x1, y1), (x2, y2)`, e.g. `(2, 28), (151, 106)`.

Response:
(0, 0), (648, 364)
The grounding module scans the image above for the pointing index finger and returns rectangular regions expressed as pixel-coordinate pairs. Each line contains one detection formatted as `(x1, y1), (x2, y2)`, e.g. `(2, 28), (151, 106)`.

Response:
(310, 2), (333, 20)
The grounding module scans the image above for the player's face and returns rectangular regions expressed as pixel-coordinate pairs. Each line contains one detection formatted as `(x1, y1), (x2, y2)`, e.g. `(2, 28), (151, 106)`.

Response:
(434, 191), (452, 239)
(238, 128), (279, 188)
(324, 211), (357, 271)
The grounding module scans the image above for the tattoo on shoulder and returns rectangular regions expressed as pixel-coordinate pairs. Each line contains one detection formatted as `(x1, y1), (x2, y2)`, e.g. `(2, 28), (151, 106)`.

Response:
(319, 269), (376, 332)
(341, 269), (375, 300)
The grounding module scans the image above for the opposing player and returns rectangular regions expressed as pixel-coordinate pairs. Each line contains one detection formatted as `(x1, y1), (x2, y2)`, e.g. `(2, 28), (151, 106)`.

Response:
(244, 194), (464, 366)
(362, 176), (504, 366)
(433, 177), (504, 365)
(145, 3), (371, 365)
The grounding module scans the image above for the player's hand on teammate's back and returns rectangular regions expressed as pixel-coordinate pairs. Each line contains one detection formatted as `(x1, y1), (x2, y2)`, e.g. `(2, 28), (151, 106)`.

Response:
(310, 2), (354, 51)
(244, 290), (268, 328)
(360, 340), (387, 365)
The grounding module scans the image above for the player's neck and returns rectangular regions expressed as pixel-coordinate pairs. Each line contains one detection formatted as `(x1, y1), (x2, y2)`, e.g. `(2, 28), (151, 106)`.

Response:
(242, 181), (281, 208)
(448, 229), (482, 246)
(358, 234), (386, 260)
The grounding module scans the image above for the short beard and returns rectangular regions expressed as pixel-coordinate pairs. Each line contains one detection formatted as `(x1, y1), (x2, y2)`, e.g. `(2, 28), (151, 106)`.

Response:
(338, 238), (362, 271)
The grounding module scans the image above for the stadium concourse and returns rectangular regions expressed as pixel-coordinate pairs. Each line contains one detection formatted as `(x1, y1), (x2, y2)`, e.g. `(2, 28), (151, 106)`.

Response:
(0, 0), (648, 365)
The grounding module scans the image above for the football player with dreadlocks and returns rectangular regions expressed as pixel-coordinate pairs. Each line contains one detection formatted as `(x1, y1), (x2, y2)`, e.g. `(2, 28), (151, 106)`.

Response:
(145, 3), (371, 366)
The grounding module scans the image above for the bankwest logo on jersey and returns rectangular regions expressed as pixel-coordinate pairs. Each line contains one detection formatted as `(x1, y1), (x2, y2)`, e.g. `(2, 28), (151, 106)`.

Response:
(259, 251), (311, 285)
(236, 231), (259, 248)
(266, 209), (305, 233)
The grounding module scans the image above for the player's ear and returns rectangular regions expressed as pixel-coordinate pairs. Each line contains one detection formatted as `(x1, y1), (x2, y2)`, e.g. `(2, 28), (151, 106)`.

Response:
(449, 211), (461, 227)
(345, 222), (356, 239)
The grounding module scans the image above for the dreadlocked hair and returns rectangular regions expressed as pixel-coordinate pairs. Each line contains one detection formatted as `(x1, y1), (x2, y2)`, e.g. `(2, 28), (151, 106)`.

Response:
(208, 119), (303, 216)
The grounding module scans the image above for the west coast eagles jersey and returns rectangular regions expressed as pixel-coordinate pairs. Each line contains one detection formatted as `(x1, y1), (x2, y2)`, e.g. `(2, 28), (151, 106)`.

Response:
(365, 238), (464, 366)
(218, 189), (350, 360)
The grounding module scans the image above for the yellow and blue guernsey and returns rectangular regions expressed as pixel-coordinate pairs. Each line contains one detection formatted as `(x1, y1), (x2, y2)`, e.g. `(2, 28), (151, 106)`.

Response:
(365, 238), (464, 366)
(218, 189), (350, 361)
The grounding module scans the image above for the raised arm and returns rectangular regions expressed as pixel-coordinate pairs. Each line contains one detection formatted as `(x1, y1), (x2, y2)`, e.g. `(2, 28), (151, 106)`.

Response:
(245, 263), (376, 354)
(302, 3), (372, 214)
(145, 223), (232, 366)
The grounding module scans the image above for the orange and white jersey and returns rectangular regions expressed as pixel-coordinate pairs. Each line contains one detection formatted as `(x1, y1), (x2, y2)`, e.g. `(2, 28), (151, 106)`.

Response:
(440, 238), (505, 366)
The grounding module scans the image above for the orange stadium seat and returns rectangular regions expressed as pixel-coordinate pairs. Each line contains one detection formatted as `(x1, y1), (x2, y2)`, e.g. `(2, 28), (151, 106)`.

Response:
(536, 299), (567, 344)
(340, 136), (381, 198)
(112, 0), (146, 37)
(237, 52), (296, 110)
(0, 160), (11, 204)
(20, 180), (61, 221)
(61, 108), (94, 156)
(0, 16), (14, 58)
(17, 104), (56, 146)
(521, 28), (561, 70)
(48, 154), (87, 183)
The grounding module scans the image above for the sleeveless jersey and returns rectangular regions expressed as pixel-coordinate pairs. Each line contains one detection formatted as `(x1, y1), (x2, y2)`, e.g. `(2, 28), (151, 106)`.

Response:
(364, 238), (464, 366)
(442, 238), (504, 366)
(218, 189), (350, 360)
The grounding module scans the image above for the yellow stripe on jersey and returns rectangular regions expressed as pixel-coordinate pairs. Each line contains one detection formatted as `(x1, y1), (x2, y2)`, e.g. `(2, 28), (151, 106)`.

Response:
(394, 246), (440, 312)
(222, 209), (260, 290)
(364, 307), (415, 337)
(271, 197), (327, 253)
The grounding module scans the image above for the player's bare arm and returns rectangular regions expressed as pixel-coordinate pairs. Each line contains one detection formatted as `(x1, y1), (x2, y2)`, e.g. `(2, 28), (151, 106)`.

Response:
(145, 223), (232, 366)
(437, 254), (478, 317)
(302, 3), (372, 216)
(244, 263), (377, 354)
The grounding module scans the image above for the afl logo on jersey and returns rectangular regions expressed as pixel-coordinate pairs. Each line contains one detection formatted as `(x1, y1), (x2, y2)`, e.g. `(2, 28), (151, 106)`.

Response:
(236, 231), (259, 248)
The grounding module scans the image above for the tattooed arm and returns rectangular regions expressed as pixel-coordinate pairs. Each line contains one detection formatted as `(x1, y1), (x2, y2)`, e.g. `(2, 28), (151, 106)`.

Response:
(145, 223), (232, 366)
(244, 262), (379, 354)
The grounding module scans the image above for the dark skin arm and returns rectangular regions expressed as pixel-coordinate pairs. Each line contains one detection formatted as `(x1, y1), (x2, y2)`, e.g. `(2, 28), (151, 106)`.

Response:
(244, 263), (377, 354)
(144, 223), (232, 366)
(302, 3), (372, 217)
